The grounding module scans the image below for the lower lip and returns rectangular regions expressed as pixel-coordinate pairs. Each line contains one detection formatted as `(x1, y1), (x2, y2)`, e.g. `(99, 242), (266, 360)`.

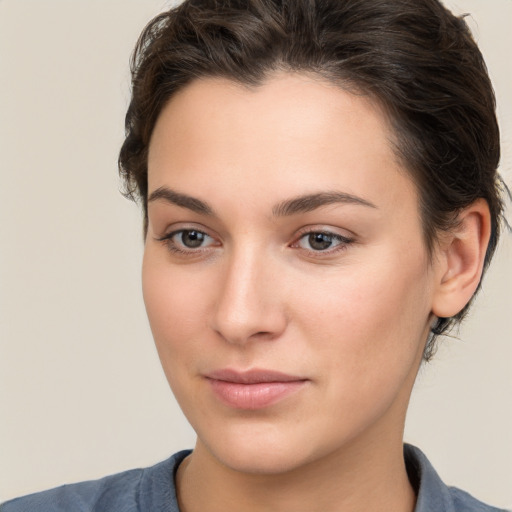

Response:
(207, 379), (307, 410)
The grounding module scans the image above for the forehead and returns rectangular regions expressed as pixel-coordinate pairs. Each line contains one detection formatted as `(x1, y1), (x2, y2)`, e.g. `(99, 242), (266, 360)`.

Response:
(147, 73), (417, 217)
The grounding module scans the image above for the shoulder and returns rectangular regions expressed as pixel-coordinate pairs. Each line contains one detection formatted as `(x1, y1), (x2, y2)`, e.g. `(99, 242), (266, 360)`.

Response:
(404, 444), (509, 512)
(0, 450), (191, 512)
(448, 486), (509, 512)
(1, 468), (144, 512)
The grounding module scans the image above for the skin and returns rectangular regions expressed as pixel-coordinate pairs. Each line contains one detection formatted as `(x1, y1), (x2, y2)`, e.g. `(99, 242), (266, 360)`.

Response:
(143, 73), (490, 512)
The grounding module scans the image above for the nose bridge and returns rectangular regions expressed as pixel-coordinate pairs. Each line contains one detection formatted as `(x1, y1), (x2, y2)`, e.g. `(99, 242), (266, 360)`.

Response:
(211, 241), (285, 344)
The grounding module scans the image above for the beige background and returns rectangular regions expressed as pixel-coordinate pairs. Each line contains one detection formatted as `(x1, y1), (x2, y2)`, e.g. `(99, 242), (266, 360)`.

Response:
(0, 0), (511, 507)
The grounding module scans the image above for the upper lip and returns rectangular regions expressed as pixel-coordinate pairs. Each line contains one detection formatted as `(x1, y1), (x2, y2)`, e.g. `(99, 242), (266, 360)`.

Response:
(205, 368), (307, 384)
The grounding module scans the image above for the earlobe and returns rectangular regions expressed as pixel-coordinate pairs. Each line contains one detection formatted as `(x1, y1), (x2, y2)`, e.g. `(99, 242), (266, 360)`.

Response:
(431, 199), (491, 319)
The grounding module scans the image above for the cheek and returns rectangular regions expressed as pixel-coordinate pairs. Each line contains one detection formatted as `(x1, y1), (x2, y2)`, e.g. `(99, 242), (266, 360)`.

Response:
(141, 253), (215, 420)
(142, 250), (211, 365)
(295, 251), (432, 381)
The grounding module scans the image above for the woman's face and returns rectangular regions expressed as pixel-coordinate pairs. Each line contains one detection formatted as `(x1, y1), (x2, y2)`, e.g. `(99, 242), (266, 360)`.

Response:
(143, 74), (437, 474)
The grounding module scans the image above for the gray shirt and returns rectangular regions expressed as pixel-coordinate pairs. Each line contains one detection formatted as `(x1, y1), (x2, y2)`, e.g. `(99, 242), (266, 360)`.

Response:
(1, 445), (507, 511)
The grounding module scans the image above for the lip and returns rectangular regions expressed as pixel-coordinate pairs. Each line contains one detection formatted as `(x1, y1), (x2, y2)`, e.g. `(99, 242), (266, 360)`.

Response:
(205, 369), (308, 410)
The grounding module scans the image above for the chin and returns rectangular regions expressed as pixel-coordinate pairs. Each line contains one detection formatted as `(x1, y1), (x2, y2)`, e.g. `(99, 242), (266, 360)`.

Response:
(194, 419), (335, 476)
(210, 441), (312, 475)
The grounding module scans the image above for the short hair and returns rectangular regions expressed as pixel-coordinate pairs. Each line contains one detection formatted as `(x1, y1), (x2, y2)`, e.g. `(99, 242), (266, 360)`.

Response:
(119, 0), (505, 359)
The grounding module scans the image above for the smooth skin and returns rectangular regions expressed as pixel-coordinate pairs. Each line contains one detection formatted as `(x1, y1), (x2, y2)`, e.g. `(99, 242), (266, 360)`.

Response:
(143, 73), (490, 512)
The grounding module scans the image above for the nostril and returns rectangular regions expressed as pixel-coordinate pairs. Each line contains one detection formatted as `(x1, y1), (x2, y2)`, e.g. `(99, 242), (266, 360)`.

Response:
(211, 313), (286, 346)
(250, 331), (277, 342)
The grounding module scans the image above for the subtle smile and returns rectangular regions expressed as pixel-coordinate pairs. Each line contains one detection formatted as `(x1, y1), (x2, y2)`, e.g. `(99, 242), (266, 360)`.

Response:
(205, 369), (309, 410)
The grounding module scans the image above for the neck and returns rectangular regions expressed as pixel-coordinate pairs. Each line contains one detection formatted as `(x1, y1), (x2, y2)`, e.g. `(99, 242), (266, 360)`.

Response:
(176, 431), (416, 512)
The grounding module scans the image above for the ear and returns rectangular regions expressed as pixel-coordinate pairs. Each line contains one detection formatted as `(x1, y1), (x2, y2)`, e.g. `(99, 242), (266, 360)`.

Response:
(431, 199), (491, 319)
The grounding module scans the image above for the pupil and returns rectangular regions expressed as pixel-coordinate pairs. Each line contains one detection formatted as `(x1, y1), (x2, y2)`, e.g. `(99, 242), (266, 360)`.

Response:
(182, 230), (204, 248)
(309, 233), (332, 250)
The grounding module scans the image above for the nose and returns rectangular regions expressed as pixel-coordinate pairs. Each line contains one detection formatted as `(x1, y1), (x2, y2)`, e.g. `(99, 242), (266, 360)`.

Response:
(210, 247), (288, 345)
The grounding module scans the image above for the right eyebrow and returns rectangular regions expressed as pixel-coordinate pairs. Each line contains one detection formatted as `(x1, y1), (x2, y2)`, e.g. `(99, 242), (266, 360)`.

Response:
(147, 186), (216, 217)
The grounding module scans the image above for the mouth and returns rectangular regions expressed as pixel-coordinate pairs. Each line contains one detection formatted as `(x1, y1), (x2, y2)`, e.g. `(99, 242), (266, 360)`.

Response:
(204, 368), (309, 410)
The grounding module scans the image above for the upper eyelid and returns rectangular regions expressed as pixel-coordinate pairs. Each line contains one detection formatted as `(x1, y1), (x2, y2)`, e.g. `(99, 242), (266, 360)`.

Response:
(292, 225), (354, 241)
(156, 223), (214, 240)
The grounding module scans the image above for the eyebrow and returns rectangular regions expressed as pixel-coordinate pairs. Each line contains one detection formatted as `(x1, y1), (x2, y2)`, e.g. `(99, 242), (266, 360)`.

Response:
(148, 187), (216, 216)
(147, 187), (376, 218)
(272, 191), (377, 217)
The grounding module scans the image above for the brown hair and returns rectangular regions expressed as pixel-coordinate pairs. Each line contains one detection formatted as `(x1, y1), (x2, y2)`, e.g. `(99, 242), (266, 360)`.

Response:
(119, 0), (505, 358)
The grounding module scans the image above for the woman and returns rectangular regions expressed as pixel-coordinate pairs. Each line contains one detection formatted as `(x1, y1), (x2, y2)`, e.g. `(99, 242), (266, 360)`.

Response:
(1, 0), (509, 510)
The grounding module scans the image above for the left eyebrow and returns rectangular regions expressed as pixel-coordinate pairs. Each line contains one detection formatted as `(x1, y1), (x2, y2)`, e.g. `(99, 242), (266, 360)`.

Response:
(272, 191), (377, 217)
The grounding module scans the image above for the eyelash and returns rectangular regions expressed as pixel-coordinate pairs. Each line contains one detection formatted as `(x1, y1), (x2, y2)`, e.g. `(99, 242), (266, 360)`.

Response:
(156, 228), (354, 257)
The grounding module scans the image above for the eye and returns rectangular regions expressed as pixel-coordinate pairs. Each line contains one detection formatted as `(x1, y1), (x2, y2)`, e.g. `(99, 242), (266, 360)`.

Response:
(174, 229), (211, 249)
(157, 228), (218, 254)
(294, 231), (353, 253)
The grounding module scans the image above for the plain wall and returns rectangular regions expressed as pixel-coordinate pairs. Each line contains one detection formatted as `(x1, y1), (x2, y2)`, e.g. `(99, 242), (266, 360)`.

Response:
(0, 0), (511, 507)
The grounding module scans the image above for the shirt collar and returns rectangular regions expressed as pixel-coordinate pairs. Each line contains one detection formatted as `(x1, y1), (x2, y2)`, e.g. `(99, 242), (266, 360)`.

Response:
(405, 444), (455, 512)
